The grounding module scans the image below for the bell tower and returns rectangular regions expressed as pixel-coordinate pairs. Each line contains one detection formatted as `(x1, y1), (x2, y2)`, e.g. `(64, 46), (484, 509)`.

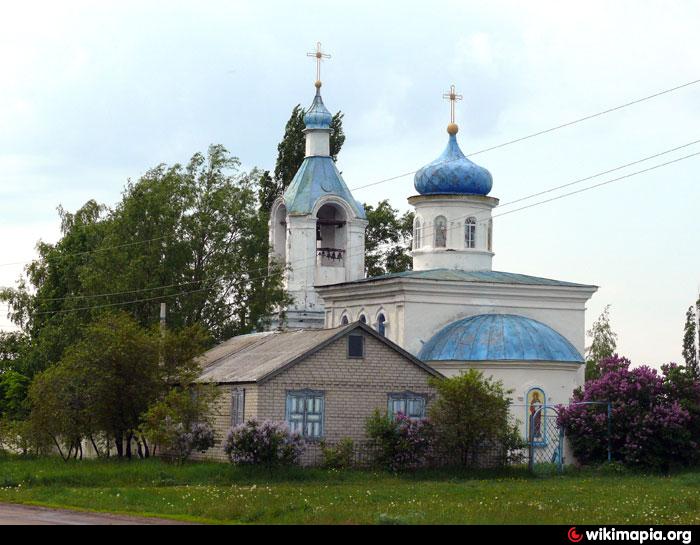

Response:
(269, 43), (368, 329)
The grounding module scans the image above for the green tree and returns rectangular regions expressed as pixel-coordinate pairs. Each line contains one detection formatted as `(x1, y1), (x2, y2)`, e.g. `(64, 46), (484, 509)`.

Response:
(585, 305), (618, 381)
(364, 200), (414, 277)
(28, 312), (208, 460)
(258, 105), (345, 213)
(428, 370), (523, 466)
(682, 304), (698, 377)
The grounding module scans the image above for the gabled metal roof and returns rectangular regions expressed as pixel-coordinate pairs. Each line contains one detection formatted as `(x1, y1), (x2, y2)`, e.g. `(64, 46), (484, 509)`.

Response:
(331, 268), (597, 288)
(197, 322), (441, 384)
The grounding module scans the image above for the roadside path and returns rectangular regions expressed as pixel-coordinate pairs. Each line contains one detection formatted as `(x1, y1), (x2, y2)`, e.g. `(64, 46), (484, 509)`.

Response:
(0, 503), (190, 525)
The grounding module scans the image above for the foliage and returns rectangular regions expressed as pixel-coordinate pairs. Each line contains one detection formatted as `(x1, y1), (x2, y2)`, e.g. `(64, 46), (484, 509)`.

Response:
(0, 146), (290, 385)
(27, 312), (208, 460)
(0, 370), (30, 421)
(585, 305), (618, 381)
(365, 410), (433, 471)
(320, 438), (355, 469)
(559, 355), (698, 469)
(258, 105), (345, 212)
(140, 386), (219, 463)
(364, 200), (414, 277)
(428, 370), (521, 467)
(0, 418), (50, 456)
(223, 419), (305, 467)
(682, 303), (698, 377)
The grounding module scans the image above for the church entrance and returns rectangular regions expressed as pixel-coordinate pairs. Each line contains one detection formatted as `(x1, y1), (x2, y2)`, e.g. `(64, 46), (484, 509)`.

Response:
(527, 404), (564, 474)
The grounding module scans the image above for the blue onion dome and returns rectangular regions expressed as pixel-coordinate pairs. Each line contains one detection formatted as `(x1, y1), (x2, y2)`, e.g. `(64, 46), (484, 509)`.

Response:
(414, 127), (493, 196)
(419, 314), (583, 363)
(303, 83), (332, 130)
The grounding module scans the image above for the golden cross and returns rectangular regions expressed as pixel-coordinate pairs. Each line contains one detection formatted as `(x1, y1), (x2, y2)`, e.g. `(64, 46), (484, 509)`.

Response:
(442, 84), (463, 124)
(306, 41), (331, 83)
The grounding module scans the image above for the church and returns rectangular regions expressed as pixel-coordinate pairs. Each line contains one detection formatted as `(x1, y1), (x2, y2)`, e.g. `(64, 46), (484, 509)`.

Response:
(197, 49), (598, 459)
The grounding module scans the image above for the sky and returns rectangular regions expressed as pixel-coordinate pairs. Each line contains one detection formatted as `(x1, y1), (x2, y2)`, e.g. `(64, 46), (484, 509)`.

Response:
(0, 0), (698, 366)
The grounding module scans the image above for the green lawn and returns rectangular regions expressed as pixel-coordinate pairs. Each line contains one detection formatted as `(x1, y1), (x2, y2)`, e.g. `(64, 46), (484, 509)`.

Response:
(0, 455), (698, 524)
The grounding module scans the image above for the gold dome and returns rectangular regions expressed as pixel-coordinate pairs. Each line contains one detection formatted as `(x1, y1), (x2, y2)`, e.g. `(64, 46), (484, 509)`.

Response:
(447, 122), (459, 135)
(314, 80), (322, 89)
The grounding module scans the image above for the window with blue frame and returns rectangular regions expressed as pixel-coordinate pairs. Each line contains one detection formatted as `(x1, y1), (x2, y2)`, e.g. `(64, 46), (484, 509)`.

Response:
(286, 390), (324, 438)
(388, 392), (426, 420)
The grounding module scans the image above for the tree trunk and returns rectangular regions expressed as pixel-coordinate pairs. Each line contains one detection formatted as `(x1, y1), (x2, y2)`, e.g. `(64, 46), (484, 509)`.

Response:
(136, 438), (143, 459)
(141, 435), (150, 458)
(125, 432), (133, 460)
(52, 436), (68, 462)
(89, 435), (101, 458)
(115, 433), (124, 458)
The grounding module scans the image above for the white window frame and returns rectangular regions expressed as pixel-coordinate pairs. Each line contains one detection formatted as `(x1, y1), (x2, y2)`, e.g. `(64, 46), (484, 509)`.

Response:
(465, 217), (476, 249)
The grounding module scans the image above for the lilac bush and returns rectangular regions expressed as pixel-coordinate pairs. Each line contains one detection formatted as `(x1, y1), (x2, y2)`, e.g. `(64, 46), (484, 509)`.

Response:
(223, 419), (305, 466)
(559, 355), (698, 469)
(167, 421), (216, 464)
(365, 410), (434, 471)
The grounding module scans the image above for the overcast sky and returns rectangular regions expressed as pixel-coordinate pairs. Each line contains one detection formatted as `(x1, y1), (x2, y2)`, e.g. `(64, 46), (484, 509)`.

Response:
(1, 0), (699, 366)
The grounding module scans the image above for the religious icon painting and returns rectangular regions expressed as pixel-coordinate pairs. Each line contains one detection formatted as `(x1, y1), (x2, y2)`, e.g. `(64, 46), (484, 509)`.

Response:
(526, 387), (547, 446)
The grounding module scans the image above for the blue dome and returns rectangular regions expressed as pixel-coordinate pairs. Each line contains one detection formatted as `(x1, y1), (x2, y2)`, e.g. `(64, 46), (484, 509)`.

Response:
(414, 133), (493, 195)
(304, 90), (332, 130)
(419, 314), (583, 363)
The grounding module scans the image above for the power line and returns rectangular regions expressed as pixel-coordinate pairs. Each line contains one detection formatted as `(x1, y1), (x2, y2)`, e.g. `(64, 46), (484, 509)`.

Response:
(2, 77), (698, 271)
(349, 77), (700, 191)
(13, 147), (699, 319)
(4, 138), (699, 308)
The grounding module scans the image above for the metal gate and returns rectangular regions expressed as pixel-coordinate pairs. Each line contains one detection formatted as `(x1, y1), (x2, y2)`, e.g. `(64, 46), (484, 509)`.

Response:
(528, 404), (564, 474)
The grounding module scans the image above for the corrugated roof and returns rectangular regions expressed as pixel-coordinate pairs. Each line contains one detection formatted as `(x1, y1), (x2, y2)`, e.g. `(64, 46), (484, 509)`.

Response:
(197, 322), (442, 384)
(197, 328), (342, 384)
(330, 268), (597, 288)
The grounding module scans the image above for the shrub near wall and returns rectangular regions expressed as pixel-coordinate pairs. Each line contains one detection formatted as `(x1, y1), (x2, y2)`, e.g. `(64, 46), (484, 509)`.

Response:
(559, 355), (698, 470)
(223, 420), (305, 467)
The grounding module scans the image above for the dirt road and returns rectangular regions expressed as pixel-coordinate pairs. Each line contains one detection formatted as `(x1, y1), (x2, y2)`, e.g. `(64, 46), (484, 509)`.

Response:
(0, 503), (189, 525)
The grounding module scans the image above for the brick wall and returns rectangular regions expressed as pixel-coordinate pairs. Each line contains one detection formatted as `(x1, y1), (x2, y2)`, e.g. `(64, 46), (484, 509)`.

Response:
(195, 330), (436, 464)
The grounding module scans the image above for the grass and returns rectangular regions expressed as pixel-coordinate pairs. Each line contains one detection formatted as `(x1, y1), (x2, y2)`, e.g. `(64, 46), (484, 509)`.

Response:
(0, 455), (699, 524)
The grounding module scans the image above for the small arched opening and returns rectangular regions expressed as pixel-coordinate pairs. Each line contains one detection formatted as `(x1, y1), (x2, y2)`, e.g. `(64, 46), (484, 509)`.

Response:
(316, 203), (347, 268)
(377, 313), (386, 336)
(272, 202), (288, 262)
(465, 217), (476, 249)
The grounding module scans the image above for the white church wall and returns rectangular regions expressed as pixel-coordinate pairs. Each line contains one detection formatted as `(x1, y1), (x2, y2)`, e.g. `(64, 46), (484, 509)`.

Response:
(431, 360), (583, 464)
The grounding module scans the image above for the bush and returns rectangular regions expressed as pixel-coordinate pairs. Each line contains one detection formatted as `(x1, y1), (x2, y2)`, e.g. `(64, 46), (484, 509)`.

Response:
(429, 370), (522, 467)
(223, 420), (304, 467)
(365, 410), (433, 471)
(320, 438), (355, 469)
(163, 422), (216, 464)
(559, 355), (697, 470)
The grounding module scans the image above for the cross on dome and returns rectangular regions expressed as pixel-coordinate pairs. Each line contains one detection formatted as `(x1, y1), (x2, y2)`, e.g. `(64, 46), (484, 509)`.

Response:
(442, 84), (463, 134)
(306, 42), (331, 88)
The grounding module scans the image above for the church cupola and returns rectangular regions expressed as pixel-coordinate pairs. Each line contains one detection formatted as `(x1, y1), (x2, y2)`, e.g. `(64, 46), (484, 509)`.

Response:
(409, 85), (499, 272)
(268, 43), (368, 330)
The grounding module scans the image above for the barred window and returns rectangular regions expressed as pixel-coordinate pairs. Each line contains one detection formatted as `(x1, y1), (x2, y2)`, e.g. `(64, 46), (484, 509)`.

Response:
(388, 392), (426, 420)
(465, 217), (476, 248)
(413, 217), (423, 249)
(286, 390), (324, 438)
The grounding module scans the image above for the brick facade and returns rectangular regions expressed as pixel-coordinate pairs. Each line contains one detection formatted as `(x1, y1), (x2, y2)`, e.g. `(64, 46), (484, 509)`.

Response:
(195, 329), (437, 464)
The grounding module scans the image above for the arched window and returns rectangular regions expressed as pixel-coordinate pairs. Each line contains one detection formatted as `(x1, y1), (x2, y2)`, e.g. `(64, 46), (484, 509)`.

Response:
(435, 216), (447, 248)
(487, 219), (493, 251)
(413, 217), (423, 249)
(341, 315), (349, 326)
(359, 314), (367, 324)
(465, 217), (476, 249)
(377, 313), (386, 336)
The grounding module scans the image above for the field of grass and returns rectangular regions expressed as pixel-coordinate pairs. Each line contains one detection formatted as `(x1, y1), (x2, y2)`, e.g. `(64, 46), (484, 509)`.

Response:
(0, 455), (699, 524)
